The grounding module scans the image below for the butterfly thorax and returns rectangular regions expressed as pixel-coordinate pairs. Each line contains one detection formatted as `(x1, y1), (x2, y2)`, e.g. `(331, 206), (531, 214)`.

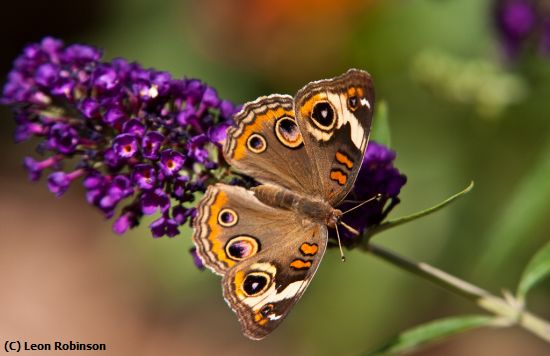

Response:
(252, 184), (342, 228)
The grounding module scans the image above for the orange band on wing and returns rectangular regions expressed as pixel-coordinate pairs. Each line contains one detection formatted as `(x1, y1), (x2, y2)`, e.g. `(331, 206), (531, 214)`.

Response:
(347, 86), (364, 98)
(254, 313), (269, 326)
(299, 93), (324, 119)
(234, 270), (246, 299)
(232, 107), (293, 161)
(300, 243), (318, 256)
(206, 191), (236, 268)
(335, 151), (353, 169)
(330, 170), (347, 185)
(290, 259), (312, 270)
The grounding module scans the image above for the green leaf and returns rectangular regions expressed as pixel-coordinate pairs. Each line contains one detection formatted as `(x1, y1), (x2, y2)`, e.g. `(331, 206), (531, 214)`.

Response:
(518, 240), (550, 300)
(477, 140), (550, 273)
(371, 100), (391, 147)
(367, 315), (493, 356)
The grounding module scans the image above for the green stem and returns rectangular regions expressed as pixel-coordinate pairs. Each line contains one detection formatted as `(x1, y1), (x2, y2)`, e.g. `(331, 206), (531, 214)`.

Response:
(366, 181), (474, 239)
(360, 243), (550, 342)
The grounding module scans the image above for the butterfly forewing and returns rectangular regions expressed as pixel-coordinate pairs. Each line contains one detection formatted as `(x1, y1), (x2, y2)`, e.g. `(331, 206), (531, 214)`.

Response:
(223, 94), (319, 196)
(294, 69), (375, 205)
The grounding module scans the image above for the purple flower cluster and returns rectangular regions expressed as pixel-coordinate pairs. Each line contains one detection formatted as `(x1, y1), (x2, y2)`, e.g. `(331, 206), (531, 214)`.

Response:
(2, 36), (408, 256)
(494, 0), (550, 58)
(1, 37), (240, 237)
(335, 141), (407, 246)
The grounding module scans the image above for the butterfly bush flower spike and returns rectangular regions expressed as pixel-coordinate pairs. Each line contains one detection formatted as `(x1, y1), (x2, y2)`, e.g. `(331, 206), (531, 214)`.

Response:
(1, 37), (240, 237)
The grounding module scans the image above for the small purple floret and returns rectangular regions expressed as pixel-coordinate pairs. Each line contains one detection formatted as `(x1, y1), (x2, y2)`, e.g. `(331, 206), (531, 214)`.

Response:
(187, 135), (209, 163)
(172, 205), (196, 225)
(142, 131), (164, 160)
(80, 99), (100, 118)
(132, 164), (156, 190)
(159, 149), (186, 176)
(24, 156), (59, 181)
(35, 63), (59, 87)
(190, 247), (205, 270)
(150, 216), (180, 238)
(47, 169), (84, 197)
(122, 119), (146, 137)
(177, 106), (196, 125)
(207, 122), (231, 145)
(104, 107), (126, 126)
(141, 189), (171, 215)
(113, 214), (132, 235)
(113, 133), (139, 158)
(93, 65), (119, 91)
(201, 87), (220, 107)
(48, 123), (79, 154)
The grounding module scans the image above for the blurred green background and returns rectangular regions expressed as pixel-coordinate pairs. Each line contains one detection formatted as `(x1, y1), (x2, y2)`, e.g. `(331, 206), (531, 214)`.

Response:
(1, 0), (549, 355)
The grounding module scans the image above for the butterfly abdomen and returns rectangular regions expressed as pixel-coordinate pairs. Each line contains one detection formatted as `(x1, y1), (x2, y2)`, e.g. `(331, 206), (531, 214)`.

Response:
(252, 184), (339, 227)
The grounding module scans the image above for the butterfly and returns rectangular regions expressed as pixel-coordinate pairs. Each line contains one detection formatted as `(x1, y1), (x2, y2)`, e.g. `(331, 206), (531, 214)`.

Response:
(192, 69), (375, 339)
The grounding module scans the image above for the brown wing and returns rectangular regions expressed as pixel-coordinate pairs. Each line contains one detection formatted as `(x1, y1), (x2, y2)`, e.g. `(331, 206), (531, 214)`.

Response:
(193, 183), (292, 275)
(192, 183), (327, 339)
(294, 68), (375, 205)
(223, 94), (319, 196)
(222, 221), (327, 340)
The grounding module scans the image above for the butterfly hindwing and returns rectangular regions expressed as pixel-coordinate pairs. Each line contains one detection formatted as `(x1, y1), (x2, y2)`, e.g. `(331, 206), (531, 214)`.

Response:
(193, 183), (295, 275)
(222, 222), (327, 340)
(192, 183), (327, 339)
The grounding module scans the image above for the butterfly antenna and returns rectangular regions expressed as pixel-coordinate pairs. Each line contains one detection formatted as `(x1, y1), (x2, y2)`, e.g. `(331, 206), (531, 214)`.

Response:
(341, 193), (382, 216)
(339, 220), (359, 236)
(334, 223), (346, 262)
